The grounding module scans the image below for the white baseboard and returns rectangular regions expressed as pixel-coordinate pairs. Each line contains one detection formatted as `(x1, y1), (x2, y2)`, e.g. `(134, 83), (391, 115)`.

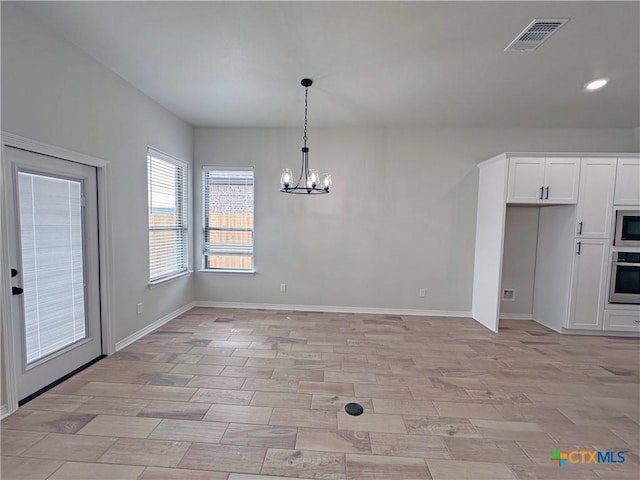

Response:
(192, 301), (471, 318)
(1, 404), (9, 419)
(115, 302), (195, 351)
(499, 313), (535, 321)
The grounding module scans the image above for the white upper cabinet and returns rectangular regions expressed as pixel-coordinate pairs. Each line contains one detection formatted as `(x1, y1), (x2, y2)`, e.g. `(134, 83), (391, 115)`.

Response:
(544, 157), (580, 204)
(576, 158), (616, 239)
(614, 157), (640, 205)
(507, 157), (579, 204)
(507, 157), (545, 203)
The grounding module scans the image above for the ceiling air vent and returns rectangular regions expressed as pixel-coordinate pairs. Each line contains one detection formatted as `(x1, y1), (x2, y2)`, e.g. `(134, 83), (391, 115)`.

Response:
(505, 18), (569, 52)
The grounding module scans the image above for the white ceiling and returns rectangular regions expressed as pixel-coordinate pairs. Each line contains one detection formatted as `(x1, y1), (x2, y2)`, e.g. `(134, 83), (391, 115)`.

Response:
(18, 1), (640, 128)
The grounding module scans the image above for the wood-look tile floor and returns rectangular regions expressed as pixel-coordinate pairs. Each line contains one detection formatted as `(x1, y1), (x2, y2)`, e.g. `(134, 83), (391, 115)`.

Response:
(2, 308), (639, 479)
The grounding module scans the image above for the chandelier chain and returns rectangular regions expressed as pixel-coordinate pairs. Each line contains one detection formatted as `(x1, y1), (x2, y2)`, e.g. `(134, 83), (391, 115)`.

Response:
(303, 86), (308, 146)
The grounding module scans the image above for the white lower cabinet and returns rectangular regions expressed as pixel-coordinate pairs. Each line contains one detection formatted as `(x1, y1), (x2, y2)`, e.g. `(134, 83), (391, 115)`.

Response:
(603, 310), (640, 332)
(567, 239), (609, 330)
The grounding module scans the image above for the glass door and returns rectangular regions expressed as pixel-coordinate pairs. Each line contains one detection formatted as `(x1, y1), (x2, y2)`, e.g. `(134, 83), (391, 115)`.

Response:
(6, 146), (102, 401)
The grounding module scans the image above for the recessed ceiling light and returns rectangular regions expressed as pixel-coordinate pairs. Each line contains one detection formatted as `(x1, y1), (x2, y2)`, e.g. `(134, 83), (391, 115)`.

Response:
(585, 78), (608, 91)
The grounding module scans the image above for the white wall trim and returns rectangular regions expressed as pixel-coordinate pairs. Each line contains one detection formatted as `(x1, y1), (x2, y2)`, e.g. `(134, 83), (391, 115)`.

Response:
(115, 302), (195, 351)
(499, 313), (535, 320)
(193, 301), (471, 318)
(1, 404), (9, 420)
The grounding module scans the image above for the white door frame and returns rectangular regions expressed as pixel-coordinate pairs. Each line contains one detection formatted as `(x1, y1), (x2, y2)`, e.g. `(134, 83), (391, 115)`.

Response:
(1, 132), (114, 415)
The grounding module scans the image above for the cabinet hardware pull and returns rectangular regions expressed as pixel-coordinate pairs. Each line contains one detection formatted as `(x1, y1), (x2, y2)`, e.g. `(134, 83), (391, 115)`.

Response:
(635, 320), (640, 323)
(578, 221), (583, 235)
(539, 186), (544, 200)
(576, 241), (581, 255)
(545, 186), (549, 200)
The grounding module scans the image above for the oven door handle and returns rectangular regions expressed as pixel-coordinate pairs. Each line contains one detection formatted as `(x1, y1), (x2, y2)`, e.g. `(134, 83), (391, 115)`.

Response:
(613, 262), (640, 267)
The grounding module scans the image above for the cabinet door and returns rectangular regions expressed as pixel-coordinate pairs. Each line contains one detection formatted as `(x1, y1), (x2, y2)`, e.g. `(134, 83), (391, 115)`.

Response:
(507, 157), (545, 204)
(576, 158), (616, 238)
(543, 157), (580, 204)
(614, 158), (640, 205)
(567, 239), (609, 330)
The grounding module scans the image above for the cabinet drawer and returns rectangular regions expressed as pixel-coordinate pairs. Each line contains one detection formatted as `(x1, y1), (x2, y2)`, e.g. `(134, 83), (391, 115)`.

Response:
(603, 310), (640, 332)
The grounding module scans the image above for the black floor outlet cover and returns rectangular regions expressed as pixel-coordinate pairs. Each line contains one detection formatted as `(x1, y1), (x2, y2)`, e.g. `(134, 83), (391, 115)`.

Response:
(344, 402), (364, 416)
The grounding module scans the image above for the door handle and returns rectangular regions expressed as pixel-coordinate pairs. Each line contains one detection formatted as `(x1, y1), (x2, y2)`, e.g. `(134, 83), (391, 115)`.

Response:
(12, 286), (23, 296)
(11, 268), (18, 278)
(576, 241), (581, 255)
(578, 221), (583, 235)
(545, 186), (549, 200)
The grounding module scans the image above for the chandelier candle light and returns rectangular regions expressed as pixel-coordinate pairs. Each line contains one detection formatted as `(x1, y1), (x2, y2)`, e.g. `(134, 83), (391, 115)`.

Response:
(280, 78), (332, 194)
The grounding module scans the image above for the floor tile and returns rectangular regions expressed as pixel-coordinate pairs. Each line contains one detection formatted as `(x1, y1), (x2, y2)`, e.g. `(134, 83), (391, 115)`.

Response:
(179, 443), (266, 473)
(299, 381), (355, 396)
(1, 410), (96, 434)
(149, 418), (228, 443)
(403, 416), (481, 438)
(432, 401), (504, 420)
(262, 448), (346, 480)
(187, 376), (246, 390)
(139, 466), (228, 479)
(0, 430), (47, 456)
(369, 432), (449, 458)
(204, 404), (273, 424)
(190, 388), (255, 405)
(221, 423), (297, 448)
(75, 396), (151, 416)
(99, 438), (191, 467)
(346, 453), (431, 480)
(426, 459), (516, 479)
(49, 461), (145, 480)
(21, 394), (90, 413)
(372, 398), (437, 416)
(296, 428), (372, 453)
(77, 414), (161, 438)
(138, 400), (210, 420)
(337, 411), (406, 433)
(21, 433), (117, 462)
(0, 456), (63, 479)
(271, 408), (337, 429)
(251, 391), (312, 408)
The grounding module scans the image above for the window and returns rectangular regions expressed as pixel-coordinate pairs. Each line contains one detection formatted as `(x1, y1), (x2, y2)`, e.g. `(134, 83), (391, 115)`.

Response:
(147, 148), (188, 282)
(202, 166), (254, 271)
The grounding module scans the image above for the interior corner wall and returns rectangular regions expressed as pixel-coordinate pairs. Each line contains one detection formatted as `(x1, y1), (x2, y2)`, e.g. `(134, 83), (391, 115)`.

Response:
(500, 207), (539, 316)
(194, 127), (635, 313)
(1, 1), (194, 370)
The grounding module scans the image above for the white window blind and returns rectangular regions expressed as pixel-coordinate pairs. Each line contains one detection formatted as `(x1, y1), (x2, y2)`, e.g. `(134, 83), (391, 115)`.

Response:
(18, 172), (86, 364)
(202, 167), (254, 271)
(147, 148), (188, 282)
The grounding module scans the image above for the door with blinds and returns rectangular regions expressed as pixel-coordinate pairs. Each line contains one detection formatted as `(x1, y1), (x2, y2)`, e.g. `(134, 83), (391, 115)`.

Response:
(5, 146), (102, 402)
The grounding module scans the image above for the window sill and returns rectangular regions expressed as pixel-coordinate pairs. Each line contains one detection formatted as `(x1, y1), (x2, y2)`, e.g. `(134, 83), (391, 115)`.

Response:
(148, 270), (192, 288)
(198, 269), (256, 275)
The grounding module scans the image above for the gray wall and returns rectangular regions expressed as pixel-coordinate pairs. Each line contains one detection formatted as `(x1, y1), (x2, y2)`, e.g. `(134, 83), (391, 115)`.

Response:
(634, 127), (640, 151)
(194, 127), (635, 312)
(500, 207), (540, 316)
(1, 2), (194, 407)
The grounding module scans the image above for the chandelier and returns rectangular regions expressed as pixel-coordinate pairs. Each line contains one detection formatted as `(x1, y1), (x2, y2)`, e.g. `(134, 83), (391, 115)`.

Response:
(280, 78), (332, 194)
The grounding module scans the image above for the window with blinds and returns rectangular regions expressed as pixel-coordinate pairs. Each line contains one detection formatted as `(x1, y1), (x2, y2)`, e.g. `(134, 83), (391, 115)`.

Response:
(147, 148), (188, 282)
(202, 167), (254, 271)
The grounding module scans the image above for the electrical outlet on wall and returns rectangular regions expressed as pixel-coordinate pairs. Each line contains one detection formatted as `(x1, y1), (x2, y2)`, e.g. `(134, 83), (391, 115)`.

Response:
(419, 288), (426, 297)
(280, 283), (287, 293)
(137, 303), (143, 315)
(502, 288), (516, 301)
